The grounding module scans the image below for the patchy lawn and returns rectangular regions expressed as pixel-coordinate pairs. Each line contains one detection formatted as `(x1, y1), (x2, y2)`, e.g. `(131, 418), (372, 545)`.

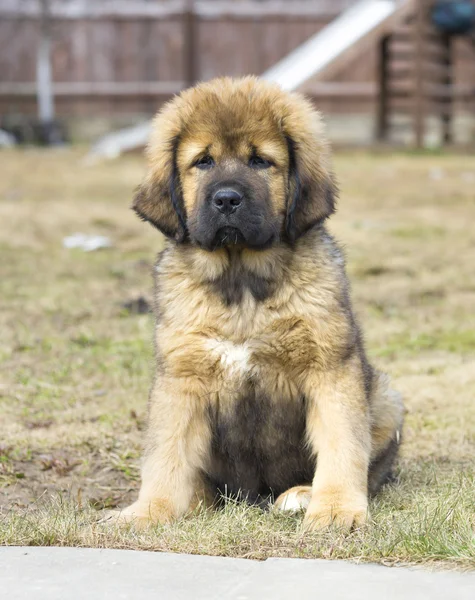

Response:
(1, 148), (474, 568)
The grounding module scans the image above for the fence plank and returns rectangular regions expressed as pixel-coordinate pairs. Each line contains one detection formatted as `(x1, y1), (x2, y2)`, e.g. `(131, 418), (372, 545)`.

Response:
(0, 1), (187, 20)
(0, 1), (348, 20)
(1, 0), (473, 120)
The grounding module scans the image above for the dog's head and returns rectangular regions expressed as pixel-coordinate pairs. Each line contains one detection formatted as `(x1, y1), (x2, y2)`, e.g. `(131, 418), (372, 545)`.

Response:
(134, 77), (337, 250)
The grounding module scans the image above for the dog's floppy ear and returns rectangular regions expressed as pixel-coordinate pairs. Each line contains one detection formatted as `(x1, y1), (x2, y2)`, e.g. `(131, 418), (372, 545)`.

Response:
(133, 104), (187, 242)
(284, 105), (337, 242)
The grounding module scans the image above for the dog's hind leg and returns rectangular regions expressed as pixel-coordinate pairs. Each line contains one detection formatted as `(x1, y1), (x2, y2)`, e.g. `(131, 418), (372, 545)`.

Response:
(368, 371), (404, 496)
(273, 485), (312, 512)
(188, 476), (217, 513)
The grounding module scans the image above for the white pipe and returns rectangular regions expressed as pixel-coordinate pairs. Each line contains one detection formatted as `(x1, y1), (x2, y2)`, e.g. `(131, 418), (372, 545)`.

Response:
(262, 0), (398, 90)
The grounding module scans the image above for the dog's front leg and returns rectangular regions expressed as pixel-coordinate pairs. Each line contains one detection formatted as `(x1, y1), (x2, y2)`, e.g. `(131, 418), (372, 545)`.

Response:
(303, 355), (371, 531)
(112, 376), (211, 528)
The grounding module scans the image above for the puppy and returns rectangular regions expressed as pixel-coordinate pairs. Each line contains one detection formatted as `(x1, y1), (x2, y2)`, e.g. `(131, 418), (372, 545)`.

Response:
(113, 77), (403, 530)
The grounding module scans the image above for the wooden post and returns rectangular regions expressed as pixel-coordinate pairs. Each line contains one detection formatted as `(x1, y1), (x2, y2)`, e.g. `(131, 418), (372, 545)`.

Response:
(376, 34), (390, 142)
(183, 0), (198, 88)
(412, 0), (425, 148)
(441, 34), (453, 145)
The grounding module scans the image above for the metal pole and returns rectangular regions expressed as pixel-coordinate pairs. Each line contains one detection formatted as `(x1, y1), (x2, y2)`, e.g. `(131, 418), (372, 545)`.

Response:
(36, 0), (55, 123)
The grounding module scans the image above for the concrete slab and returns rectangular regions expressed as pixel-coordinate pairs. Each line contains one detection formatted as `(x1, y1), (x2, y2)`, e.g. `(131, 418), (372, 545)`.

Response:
(1, 547), (474, 600)
(235, 557), (475, 600)
(0, 547), (257, 600)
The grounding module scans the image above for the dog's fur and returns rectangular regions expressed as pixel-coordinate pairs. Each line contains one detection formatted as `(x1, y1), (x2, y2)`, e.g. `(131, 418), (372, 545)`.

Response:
(114, 77), (404, 530)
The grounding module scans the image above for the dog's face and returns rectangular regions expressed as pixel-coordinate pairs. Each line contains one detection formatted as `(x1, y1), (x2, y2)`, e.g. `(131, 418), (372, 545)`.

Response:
(134, 77), (337, 249)
(177, 109), (288, 251)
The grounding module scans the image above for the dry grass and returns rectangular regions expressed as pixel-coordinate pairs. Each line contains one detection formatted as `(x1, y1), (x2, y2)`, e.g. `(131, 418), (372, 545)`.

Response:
(1, 148), (474, 568)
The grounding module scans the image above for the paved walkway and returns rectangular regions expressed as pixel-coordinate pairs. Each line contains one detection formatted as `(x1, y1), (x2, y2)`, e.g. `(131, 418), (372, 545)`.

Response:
(1, 547), (474, 599)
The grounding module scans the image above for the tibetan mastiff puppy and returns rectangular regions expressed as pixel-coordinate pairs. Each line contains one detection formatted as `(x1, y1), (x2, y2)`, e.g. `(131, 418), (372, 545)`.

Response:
(113, 77), (403, 531)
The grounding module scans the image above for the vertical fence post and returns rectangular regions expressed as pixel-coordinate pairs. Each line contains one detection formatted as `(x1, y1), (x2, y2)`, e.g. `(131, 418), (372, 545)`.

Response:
(376, 34), (390, 142)
(441, 34), (453, 145)
(413, 0), (426, 148)
(184, 0), (198, 88)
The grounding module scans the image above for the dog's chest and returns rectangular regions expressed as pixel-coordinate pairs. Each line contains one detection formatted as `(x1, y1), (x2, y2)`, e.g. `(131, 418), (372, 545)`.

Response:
(204, 337), (314, 502)
(204, 314), (316, 387)
(207, 382), (314, 502)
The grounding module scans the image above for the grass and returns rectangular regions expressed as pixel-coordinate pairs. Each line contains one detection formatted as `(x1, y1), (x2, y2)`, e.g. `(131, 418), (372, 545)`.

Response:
(1, 475), (474, 567)
(375, 330), (475, 358)
(1, 148), (474, 568)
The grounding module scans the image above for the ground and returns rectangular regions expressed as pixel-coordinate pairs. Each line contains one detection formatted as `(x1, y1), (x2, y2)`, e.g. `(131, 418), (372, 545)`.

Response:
(0, 148), (474, 568)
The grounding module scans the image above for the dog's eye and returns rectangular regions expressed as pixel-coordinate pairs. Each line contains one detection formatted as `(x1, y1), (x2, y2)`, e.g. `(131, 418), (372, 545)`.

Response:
(195, 155), (215, 170)
(249, 155), (272, 169)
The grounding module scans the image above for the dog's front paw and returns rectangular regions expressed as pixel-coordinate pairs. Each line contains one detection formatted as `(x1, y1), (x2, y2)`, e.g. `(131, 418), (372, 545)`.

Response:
(302, 490), (368, 532)
(100, 499), (175, 529)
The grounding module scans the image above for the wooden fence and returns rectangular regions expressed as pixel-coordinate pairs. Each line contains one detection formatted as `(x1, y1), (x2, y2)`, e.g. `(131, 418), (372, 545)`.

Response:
(0, 0), (473, 118)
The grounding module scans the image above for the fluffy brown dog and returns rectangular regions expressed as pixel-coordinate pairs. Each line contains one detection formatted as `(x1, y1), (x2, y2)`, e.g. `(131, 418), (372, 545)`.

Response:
(114, 77), (403, 531)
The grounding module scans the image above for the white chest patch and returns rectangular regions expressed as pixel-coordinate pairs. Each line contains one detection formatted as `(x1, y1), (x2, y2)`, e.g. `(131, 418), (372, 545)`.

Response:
(206, 340), (251, 378)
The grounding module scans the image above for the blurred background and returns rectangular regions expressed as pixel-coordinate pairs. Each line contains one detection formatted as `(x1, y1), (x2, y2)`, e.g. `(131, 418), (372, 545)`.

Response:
(1, 0), (475, 150)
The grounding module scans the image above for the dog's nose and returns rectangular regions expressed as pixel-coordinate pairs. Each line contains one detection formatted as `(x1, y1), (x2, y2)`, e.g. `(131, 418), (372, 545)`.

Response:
(212, 188), (243, 215)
